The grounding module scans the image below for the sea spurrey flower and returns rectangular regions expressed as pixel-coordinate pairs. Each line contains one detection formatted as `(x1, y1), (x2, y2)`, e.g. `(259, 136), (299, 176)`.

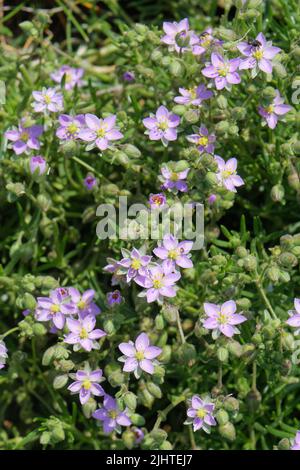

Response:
(202, 53), (240, 90)
(174, 84), (213, 107)
(160, 166), (189, 193)
(56, 114), (85, 140)
(118, 248), (152, 283)
(215, 156), (244, 192)
(78, 114), (123, 151)
(143, 106), (180, 146)
(153, 235), (193, 269)
(107, 290), (122, 305)
(286, 298), (300, 335)
(84, 174), (97, 191)
(290, 431), (300, 450)
(187, 125), (216, 154)
(258, 90), (292, 129)
(0, 340), (8, 370)
(68, 369), (105, 405)
(198, 27), (222, 50)
(93, 395), (131, 434)
(32, 88), (63, 113)
(50, 65), (84, 90)
(118, 332), (162, 378)
(5, 121), (43, 155)
(148, 193), (167, 209)
(64, 315), (106, 352)
(35, 289), (75, 329)
(237, 33), (281, 76)
(161, 18), (205, 56)
(29, 156), (47, 175)
(132, 427), (144, 445)
(122, 71), (135, 82)
(68, 288), (101, 318)
(185, 395), (216, 433)
(135, 262), (181, 303)
(202, 300), (247, 338)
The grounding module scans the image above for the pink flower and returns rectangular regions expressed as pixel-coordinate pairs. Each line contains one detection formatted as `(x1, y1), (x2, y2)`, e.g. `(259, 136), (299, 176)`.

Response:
(187, 125), (216, 154)
(84, 173), (97, 190)
(202, 300), (247, 338)
(286, 298), (300, 335)
(258, 90), (292, 129)
(93, 395), (131, 434)
(185, 395), (216, 433)
(161, 18), (205, 56)
(153, 234), (193, 269)
(135, 262), (181, 303)
(32, 88), (63, 113)
(237, 33), (281, 77)
(29, 156), (47, 175)
(118, 248), (152, 283)
(202, 53), (241, 90)
(68, 369), (105, 405)
(291, 431), (300, 450)
(56, 114), (85, 140)
(118, 332), (162, 378)
(215, 156), (244, 192)
(5, 120), (43, 155)
(148, 193), (167, 209)
(143, 106), (180, 146)
(64, 315), (106, 351)
(78, 114), (123, 151)
(174, 84), (213, 106)
(51, 65), (84, 90)
(160, 166), (189, 193)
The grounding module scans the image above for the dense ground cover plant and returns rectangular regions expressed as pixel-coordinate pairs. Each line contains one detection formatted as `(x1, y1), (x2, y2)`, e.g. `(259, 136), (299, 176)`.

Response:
(0, 0), (300, 451)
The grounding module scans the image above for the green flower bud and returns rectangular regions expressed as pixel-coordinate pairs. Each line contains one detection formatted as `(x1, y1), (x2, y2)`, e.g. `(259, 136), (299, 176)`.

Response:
(130, 414), (145, 426)
(205, 171), (218, 187)
(278, 438), (291, 450)
(242, 343), (255, 357)
(273, 62), (287, 78)
(183, 109), (199, 124)
(155, 314), (164, 330)
(271, 184), (285, 202)
(149, 429), (168, 445)
(107, 369), (125, 387)
(227, 340), (243, 358)
(216, 409), (229, 425)
(281, 332), (295, 351)
(242, 8), (260, 19)
(124, 392), (137, 411)
(169, 60), (184, 77)
(236, 298), (251, 310)
(218, 422), (236, 441)
(216, 95), (228, 109)
(217, 347), (229, 362)
(82, 397), (97, 419)
(146, 381), (162, 399)
(280, 234), (293, 250)
(175, 342), (196, 365)
(235, 246), (248, 258)
(278, 252), (298, 268)
(32, 323), (47, 336)
(122, 429), (136, 449)
(279, 270), (290, 283)
(102, 183), (120, 196)
(6, 182), (25, 197)
(215, 120), (229, 134)
(223, 396), (239, 412)
(243, 255), (257, 272)
(22, 292), (36, 310)
(40, 431), (51, 445)
(42, 346), (55, 366)
(171, 105), (186, 116)
(53, 374), (69, 390)
(267, 265), (280, 282)
(159, 345), (172, 363)
(160, 440), (173, 450)
(161, 303), (178, 324)
(138, 388), (154, 408)
(51, 424), (65, 443)
(246, 389), (262, 413)
(252, 332), (263, 345)
(151, 49), (163, 63)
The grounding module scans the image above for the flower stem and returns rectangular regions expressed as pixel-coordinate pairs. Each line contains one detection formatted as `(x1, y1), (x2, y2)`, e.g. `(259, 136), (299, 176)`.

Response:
(0, 326), (19, 340)
(176, 309), (186, 344)
(254, 277), (277, 319)
(152, 389), (189, 431)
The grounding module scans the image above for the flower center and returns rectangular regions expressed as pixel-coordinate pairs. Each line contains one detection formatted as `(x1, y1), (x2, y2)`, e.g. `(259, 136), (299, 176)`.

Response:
(77, 300), (86, 310)
(222, 170), (234, 178)
(65, 72), (72, 83)
(218, 65), (229, 77)
(188, 87), (197, 99)
(80, 328), (89, 339)
(153, 278), (163, 289)
(201, 37), (212, 48)
(51, 304), (60, 313)
(198, 136), (208, 147)
(158, 120), (169, 131)
(44, 95), (52, 104)
(96, 127), (106, 138)
(168, 249), (178, 260)
(196, 408), (207, 419)
(135, 351), (145, 361)
(67, 123), (78, 135)
(218, 312), (228, 324)
(109, 410), (117, 419)
(82, 379), (91, 390)
(252, 49), (263, 60)
(152, 195), (164, 206)
(20, 131), (29, 142)
(266, 104), (274, 114)
(170, 172), (178, 181)
(131, 258), (141, 270)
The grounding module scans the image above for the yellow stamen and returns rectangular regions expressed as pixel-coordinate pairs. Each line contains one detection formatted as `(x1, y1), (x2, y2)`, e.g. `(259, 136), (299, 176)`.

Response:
(168, 249), (178, 260)
(196, 408), (207, 419)
(44, 95), (52, 104)
(198, 136), (209, 147)
(80, 328), (88, 339)
(51, 304), (60, 313)
(252, 49), (263, 60)
(131, 258), (141, 270)
(153, 278), (163, 289)
(135, 351), (144, 361)
(82, 379), (91, 390)
(67, 123), (78, 135)
(77, 300), (86, 310)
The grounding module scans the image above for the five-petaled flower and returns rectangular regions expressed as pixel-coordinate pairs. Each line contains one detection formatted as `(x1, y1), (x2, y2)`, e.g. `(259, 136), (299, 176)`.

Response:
(68, 369), (105, 405)
(290, 431), (300, 450)
(78, 114), (123, 151)
(185, 395), (216, 433)
(35, 288), (75, 330)
(148, 193), (167, 209)
(258, 90), (292, 129)
(107, 290), (122, 305)
(202, 53), (240, 90)
(118, 332), (162, 378)
(215, 156), (244, 192)
(93, 395), (131, 433)
(153, 234), (193, 269)
(202, 300), (247, 338)
(32, 88), (63, 113)
(135, 262), (181, 303)
(51, 65), (84, 90)
(143, 106), (180, 146)
(5, 120), (44, 155)
(237, 33), (281, 77)
(187, 125), (216, 154)
(160, 166), (189, 193)
(56, 114), (85, 140)
(118, 248), (152, 284)
(161, 18), (205, 56)
(64, 315), (106, 351)
(174, 84), (213, 107)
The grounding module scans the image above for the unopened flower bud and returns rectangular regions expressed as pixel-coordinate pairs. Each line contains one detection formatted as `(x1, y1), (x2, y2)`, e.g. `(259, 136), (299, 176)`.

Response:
(246, 389), (262, 413)
(216, 409), (229, 425)
(223, 396), (239, 412)
(218, 422), (236, 441)
(278, 438), (291, 450)
(271, 184), (285, 202)
(217, 347), (229, 362)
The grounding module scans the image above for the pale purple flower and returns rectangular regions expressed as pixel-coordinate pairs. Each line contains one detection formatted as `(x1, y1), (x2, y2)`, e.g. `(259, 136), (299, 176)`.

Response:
(107, 290), (122, 305)
(68, 288), (101, 318)
(161, 18), (205, 56)
(208, 194), (217, 205)
(0, 340), (8, 370)
(92, 394), (131, 434)
(118, 248), (152, 283)
(286, 298), (300, 335)
(160, 166), (189, 193)
(185, 395), (216, 433)
(202, 53), (241, 90)
(174, 84), (213, 106)
(123, 71), (135, 82)
(202, 300), (247, 338)
(198, 27), (222, 50)
(104, 258), (126, 286)
(84, 173), (97, 191)
(132, 427), (144, 444)
(29, 155), (47, 175)
(78, 114), (123, 151)
(56, 114), (85, 140)
(32, 88), (63, 113)
(215, 156), (244, 192)
(291, 431), (300, 450)
(64, 315), (106, 352)
(258, 90), (292, 129)
(143, 106), (180, 146)
(118, 332), (162, 378)
(5, 121), (43, 155)
(187, 125), (216, 154)
(68, 369), (105, 405)
(135, 262), (181, 303)
(50, 65), (84, 90)
(148, 193), (167, 209)
(35, 289), (75, 330)
(153, 234), (193, 269)
(237, 33), (281, 77)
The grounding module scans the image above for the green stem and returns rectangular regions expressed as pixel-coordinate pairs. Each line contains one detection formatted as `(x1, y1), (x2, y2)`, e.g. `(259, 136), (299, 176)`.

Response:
(176, 309), (186, 344)
(71, 156), (103, 179)
(0, 326), (19, 340)
(254, 277), (277, 319)
(188, 424), (197, 450)
(152, 389), (189, 431)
